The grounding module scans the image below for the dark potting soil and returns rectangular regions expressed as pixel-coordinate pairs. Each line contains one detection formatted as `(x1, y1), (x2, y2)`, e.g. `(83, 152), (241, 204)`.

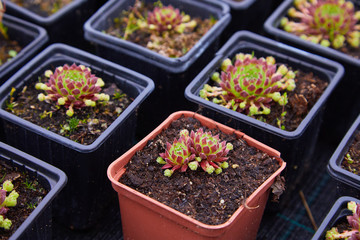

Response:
(341, 131), (360, 176)
(203, 69), (328, 131)
(8, 0), (73, 17)
(120, 116), (282, 225)
(105, 1), (217, 58)
(0, 160), (48, 240)
(0, 35), (22, 67)
(4, 74), (133, 145)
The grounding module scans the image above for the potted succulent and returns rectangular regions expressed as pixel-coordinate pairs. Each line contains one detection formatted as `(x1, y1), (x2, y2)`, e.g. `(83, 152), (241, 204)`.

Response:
(185, 31), (344, 206)
(4, 0), (97, 47)
(107, 111), (286, 240)
(0, 1), (48, 84)
(327, 114), (360, 199)
(0, 43), (154, 229)
(264, 0), (360, 145)
(0, 141), (67, 240)
(312, 196), (360, 240)
(84, 0), (231, 137)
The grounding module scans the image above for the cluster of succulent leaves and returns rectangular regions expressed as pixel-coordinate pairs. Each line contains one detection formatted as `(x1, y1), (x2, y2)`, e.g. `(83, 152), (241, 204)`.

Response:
(0, 180), (19, 230)
(0, 0), (8, 39)
(326, 201), (360, 239)
(119, 0), (197, 40)
(200, 52), (296, 117)
(280, 0), (360, 49)
(35, 63), (110, 117)
(156, 128), (233, 177)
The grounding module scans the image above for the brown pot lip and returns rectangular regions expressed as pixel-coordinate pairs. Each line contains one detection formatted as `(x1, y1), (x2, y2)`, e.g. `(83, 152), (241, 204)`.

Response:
(107, 111), (286, 230)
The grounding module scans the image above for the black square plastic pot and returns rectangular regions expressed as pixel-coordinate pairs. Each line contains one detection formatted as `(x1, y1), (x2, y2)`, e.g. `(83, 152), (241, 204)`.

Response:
(0, 14), (48, 84)
(218, 0), (274, 43)
(4, 0), (96, 47)
(84, 0), (231, 138)
(327, 114), (360, 199)
(264, 0), (360, 146)
(311, 196), (359, 240)
(0, 43), (154, 229)
(185, 31), (344, 207)
(0, 141), (67, 240)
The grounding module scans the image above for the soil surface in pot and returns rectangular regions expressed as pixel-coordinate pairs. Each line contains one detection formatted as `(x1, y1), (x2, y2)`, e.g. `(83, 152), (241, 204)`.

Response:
(0, 35), (22, 67)
(4, 72), (133, 145)
(0, 160), (48, 240)
(201, 68), (328, 131)
(120, 116), (282, 225)
(341, 131), (360, 175)
(105, 1), (217, 58)
(9, 0), (73, 17)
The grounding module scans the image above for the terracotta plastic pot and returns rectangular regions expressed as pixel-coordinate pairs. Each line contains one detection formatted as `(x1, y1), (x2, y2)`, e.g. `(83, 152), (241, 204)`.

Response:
(107, 111), (286, 240)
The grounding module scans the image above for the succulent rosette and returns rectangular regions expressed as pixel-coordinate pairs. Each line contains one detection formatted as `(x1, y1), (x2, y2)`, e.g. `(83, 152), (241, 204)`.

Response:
(200, 53), (296, 116)
(280, 0), (360, 49)
(156, 129), (196, 177)
(145, 4), (197, 34)
(326, 201), (360, 240)
(189, 128), (233, 174)
(36, 63), (110, 117)
(157, 128), (233, 176)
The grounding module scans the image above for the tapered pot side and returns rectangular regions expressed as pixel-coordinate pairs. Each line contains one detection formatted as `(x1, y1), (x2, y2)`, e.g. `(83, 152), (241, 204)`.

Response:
(108, 111), (286, 240)
(0, 43), (154, 229)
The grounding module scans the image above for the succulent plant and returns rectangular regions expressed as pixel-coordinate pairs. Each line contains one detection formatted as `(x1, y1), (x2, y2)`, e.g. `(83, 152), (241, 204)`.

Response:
(0, 0), (8, 39)
(144, 3), (197, 34)
(157, 128), (233, 176)
(0, 180), (19, 230)
(200, 53), (296, 116)
(280, 0), (360, 49)
(188, 128), (233, 174)
(156, 129), (196, 177)
(35, 63), (110, 117)
(326, 201), (360, 239)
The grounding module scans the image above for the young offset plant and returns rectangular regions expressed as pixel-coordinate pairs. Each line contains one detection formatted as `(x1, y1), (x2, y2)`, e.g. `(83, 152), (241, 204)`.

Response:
(35, 63), (110, 117)
(326, 201), (360, 239)
(0, 180), (19, 230)
(280, 0), (360, 49)
(156, 128), (233, 177)
(200, 53), (296, 116)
